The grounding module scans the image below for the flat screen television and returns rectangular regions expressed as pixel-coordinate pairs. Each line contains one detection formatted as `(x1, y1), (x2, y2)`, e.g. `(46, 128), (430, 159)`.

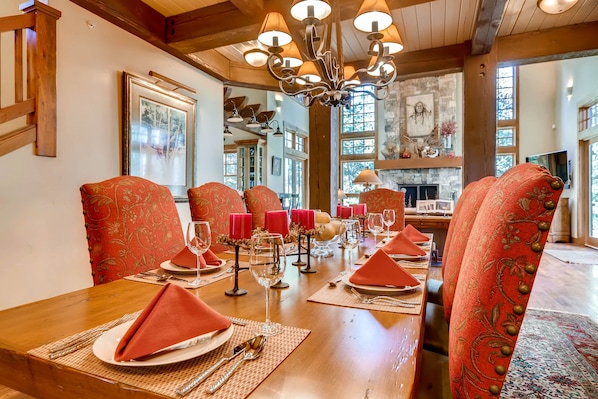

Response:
(525, 150), (570, 188)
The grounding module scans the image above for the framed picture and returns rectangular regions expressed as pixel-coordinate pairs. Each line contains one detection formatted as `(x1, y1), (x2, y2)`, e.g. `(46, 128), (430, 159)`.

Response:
(406, 93), (434, 137)
(435, 200), (454, 214)
(122, 72), (196, 201)
(272, 156), (282, 176)
(416, 200), (436, 214)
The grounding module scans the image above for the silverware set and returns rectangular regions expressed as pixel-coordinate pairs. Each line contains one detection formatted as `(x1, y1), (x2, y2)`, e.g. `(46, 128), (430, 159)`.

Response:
(350, 288), (419, 308)
(136, 271), (189, 283)
(175, 334), (267, 396)
(47, 312), (139, 359)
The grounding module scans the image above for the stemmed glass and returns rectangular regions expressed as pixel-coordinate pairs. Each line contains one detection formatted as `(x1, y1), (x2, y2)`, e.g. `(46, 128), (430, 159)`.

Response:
(383, 209), (396, 238)
(249, 233), (287, 336)
(367, 213), (384, 249)
(186, 221), (211, 288)
(340, 220), (360, 274)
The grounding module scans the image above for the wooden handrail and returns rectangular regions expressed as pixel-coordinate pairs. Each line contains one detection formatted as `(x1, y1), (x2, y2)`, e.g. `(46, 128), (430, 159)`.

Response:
(0, 1), (61, 158)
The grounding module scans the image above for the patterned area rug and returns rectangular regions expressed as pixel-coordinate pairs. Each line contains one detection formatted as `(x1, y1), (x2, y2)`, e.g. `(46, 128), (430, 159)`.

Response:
(544, 249), (598, 265)
(501, 309), (598, 398)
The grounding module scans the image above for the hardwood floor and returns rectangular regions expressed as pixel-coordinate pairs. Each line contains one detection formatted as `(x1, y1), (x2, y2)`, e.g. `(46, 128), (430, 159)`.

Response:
(1, 243), (596, 399)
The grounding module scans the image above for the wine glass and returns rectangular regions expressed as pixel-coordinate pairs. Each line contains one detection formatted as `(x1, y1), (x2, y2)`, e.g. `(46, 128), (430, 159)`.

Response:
(249, 233), (287, 336)
(367, 213), (384, 249)
(340, 220), (360, 274)
(383, 209), (396, 238)
(186, 221), (211, 288)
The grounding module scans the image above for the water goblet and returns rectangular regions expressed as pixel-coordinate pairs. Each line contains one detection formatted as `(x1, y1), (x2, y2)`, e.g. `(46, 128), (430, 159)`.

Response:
(367, 213), (384, 249)
(383, 209), (396, 237)
(249, 233), (287, 336)
(340, 220), (360, 274)
(186, 221), (211, 288)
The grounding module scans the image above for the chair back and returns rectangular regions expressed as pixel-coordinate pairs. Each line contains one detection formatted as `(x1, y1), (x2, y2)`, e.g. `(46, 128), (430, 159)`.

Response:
(359, 188), (405, 230)
(448, 163), (563, 397)
(187, 182), (246, 254)
(80, 176), (184, 285)
(244, 185), (283, 229)
(441, 176), (497, 322)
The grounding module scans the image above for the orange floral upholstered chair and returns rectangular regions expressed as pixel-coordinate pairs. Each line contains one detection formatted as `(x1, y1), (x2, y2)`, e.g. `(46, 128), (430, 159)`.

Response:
(418, 163), (564, 398)
(80, 176), (184, 285)
(187, 182), (246, 254)
(359, 188), (405, 230)
(244, 185), (283, 229)
(424, 176), (497, 355)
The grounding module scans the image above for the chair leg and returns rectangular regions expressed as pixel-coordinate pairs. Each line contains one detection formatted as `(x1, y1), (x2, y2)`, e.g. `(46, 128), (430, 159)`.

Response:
(417, 350), (451, 399)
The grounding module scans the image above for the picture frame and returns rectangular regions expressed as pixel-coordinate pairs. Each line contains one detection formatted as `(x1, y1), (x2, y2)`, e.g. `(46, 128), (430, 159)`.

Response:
(406, 93), (434, 137)
(416, 200), (436, 214)
(122, 72), (196, 201)
(435, 199), (454, 214)
(272, 156), (282, 176)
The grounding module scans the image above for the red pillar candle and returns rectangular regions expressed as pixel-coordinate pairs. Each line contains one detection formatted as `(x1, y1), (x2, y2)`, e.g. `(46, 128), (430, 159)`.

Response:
(291, 209), (303, 225)
(302, 209), (316, 230)
(265, 210), (289, 237)
(351, 203), (367, 215)
(337, 206), (353, 218)
(229, 213), (253, 239)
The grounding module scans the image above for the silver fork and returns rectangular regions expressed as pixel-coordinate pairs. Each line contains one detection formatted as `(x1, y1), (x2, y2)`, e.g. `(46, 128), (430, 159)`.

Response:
(350, 288), (418, 307)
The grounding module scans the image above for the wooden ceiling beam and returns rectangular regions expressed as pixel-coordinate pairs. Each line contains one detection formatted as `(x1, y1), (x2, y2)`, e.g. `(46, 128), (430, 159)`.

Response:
(230, 0), (264, 16)
(471, 0), (508, 55)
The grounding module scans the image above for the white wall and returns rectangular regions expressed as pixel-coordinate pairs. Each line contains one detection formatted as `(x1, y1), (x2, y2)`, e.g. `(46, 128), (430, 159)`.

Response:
(0, 0), (224, 310)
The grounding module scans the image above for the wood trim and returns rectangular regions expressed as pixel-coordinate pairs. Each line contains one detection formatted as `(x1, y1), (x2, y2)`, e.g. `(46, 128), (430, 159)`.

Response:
(0, 125), (37, 157)
(374, 156), (463, 170)
(0, 100), (34, 124)
(471, 0), (508, 55)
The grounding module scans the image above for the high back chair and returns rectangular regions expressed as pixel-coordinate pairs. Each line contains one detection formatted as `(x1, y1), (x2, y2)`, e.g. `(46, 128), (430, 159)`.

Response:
(187, 182), (246, 254)
(80, 176), (184, 285)
(424, 176), (497, 355)
(359, 188), (405, 231)
(418, 163), (564, 398)
(244, 185), (283, 229)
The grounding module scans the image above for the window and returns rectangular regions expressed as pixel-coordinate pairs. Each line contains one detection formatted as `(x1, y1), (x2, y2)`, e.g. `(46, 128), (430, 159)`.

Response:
(340, 87), (377, 202)
(495, 66), (519, 176)
(283, 124), (308, 209)
(579, 101), (598, 132)
(223, 151), (238, 190)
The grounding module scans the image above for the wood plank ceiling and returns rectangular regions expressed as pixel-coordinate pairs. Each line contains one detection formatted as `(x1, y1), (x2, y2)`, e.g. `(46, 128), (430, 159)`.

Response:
(70, 0), (598, 89)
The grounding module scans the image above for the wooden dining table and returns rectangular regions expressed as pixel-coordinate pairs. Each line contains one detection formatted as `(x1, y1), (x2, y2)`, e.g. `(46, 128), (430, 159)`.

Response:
(0, 235), (429, 399)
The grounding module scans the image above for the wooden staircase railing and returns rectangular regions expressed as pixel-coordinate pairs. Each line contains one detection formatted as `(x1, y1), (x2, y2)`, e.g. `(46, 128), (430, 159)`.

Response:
(0, 1), (61, 158)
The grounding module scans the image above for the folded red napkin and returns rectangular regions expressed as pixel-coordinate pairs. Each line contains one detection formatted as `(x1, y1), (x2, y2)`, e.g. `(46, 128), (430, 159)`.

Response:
(171, 245), (221, 269)
(402, 224), (430, 242)
(349, 250), (420, 287)
(381, 232), (426, 256)
(114, 283), (231, 361)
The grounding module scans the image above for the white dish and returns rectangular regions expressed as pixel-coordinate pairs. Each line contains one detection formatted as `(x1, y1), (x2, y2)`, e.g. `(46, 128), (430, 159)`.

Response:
(388, 254), (429, 261)
(160, 259), (226, 275)
(342, 273), (421, 296)
(92, 320), (234, 367)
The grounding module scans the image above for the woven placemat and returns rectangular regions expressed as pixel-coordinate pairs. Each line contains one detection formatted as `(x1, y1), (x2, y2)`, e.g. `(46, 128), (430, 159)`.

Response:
(28, 317), (310, 399)
(307, 274), (426, 315)
(124, 264), (249, 289)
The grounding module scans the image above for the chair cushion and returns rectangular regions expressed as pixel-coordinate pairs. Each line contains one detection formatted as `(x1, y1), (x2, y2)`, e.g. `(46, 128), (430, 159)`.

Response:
(80, 176), (184, 285)
(441, 176), (497, 321)
(358, 188), (405, 231)
(448, 163), (563, 397)
(244, 185), (283, 229)
(188, 182), (246, 253)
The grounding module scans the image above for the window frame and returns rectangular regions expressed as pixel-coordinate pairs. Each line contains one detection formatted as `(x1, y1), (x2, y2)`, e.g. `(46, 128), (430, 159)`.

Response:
(496, 65), (520, 176)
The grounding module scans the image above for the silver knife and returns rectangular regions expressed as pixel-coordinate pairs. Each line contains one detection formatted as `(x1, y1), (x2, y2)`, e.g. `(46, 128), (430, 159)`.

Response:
(174, 337), (254, 396)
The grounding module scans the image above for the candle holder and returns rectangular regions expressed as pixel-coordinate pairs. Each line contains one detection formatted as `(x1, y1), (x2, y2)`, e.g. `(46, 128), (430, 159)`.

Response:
(300, 233), (316, 273)
(224, 244), (248, 296)
(292, 232), (307, 266)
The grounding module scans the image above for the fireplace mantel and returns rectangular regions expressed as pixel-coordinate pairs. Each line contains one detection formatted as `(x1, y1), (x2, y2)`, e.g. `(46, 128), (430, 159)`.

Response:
(374, 156), (462, 170)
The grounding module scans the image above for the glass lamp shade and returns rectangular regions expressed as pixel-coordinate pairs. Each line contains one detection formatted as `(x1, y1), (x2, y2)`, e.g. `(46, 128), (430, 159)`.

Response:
(367, 56), (394, 77)
(537, 0), (578, 14)
(290, 0), (332, 21)
(244, 48), (269, 67)
(274, 41), (304, 68)
(380, 24), (404, 54)
(258, 12), (292, 47)
(297, 61), (322, 85)
(354, 0), (393, 33)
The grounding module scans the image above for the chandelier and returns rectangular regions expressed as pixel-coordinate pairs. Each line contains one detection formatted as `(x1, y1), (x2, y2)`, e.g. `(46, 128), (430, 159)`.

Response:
(243, 0), (402, 108)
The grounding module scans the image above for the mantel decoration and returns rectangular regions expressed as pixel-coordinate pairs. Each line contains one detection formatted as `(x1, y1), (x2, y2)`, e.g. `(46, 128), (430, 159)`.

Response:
(440, 119), (456, 150)
(243, 0), (403, 107)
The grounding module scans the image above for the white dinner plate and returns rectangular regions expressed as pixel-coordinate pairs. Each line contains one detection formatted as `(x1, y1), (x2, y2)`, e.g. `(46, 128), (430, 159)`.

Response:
(341, 273), (421, 296)
(92, 320), (234, 367)
(388, 254), (429, 261)
(160, 259), (226, 275)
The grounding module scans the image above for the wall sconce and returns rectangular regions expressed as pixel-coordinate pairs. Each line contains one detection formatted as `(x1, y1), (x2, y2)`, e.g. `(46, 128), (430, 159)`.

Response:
(566, 85), (573, 100)
(223, 125), (233, 137)
(226, 101), (243, 123)
(246, 108), (261, 128)
(261, 119), (283, 136)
